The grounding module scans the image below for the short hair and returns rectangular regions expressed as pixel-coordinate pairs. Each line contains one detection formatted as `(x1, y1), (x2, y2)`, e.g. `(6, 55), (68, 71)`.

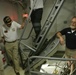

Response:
(72, 16), (76, 19)
(3, 16), (12, 24)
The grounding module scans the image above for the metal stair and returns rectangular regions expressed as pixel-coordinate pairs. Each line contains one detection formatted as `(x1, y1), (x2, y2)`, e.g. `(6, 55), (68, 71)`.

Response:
(24, 0), (65, 73)
(29, 0), (65, 56)
(24, 35), (59, 73)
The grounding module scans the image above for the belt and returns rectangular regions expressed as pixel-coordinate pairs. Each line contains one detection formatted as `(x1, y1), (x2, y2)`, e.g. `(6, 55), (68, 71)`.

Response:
(5, 40), (17, 43)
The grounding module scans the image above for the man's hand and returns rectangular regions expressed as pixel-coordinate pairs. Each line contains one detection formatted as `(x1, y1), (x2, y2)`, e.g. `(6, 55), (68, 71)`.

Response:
(20, 13), (29, 29)
(22, 13), (29, 22)
(56, 32), (65, 45)
(23, 13), (28, 18)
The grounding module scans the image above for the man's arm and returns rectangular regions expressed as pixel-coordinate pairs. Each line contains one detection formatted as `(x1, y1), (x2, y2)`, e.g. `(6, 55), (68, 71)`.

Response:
(56, 32), (65, 45)
(20, 18), (26, 29)
(20, 13), (28, 29)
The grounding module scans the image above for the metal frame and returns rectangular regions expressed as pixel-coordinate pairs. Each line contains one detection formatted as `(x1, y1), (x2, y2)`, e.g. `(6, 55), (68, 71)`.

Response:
(28, 56), (76, 75)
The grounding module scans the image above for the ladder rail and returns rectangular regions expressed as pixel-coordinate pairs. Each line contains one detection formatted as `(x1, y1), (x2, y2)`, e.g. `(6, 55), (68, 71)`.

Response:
(41, 0), (57, 30)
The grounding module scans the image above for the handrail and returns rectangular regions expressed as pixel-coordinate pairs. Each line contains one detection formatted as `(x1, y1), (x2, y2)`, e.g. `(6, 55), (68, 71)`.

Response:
(29, 56), (76, 61)
(20, 27), (33, 40)
(20, 42), (36, 52)
(28, 56), (76, 75)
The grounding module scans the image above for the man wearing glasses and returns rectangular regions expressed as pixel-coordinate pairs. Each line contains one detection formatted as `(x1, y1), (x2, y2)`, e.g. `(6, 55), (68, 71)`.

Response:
(1, 16), (25, 75)
(56, 16), (76, 75)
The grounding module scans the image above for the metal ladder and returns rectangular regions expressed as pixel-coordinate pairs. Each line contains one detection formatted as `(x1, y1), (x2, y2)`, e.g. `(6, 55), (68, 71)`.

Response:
(31, 0), (65, 54)
(24, 0), (65, 71)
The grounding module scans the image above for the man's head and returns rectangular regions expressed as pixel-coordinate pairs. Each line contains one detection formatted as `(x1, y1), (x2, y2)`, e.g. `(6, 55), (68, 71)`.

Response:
(70, 16), (76, 30)
(3, 16), (12, 27)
